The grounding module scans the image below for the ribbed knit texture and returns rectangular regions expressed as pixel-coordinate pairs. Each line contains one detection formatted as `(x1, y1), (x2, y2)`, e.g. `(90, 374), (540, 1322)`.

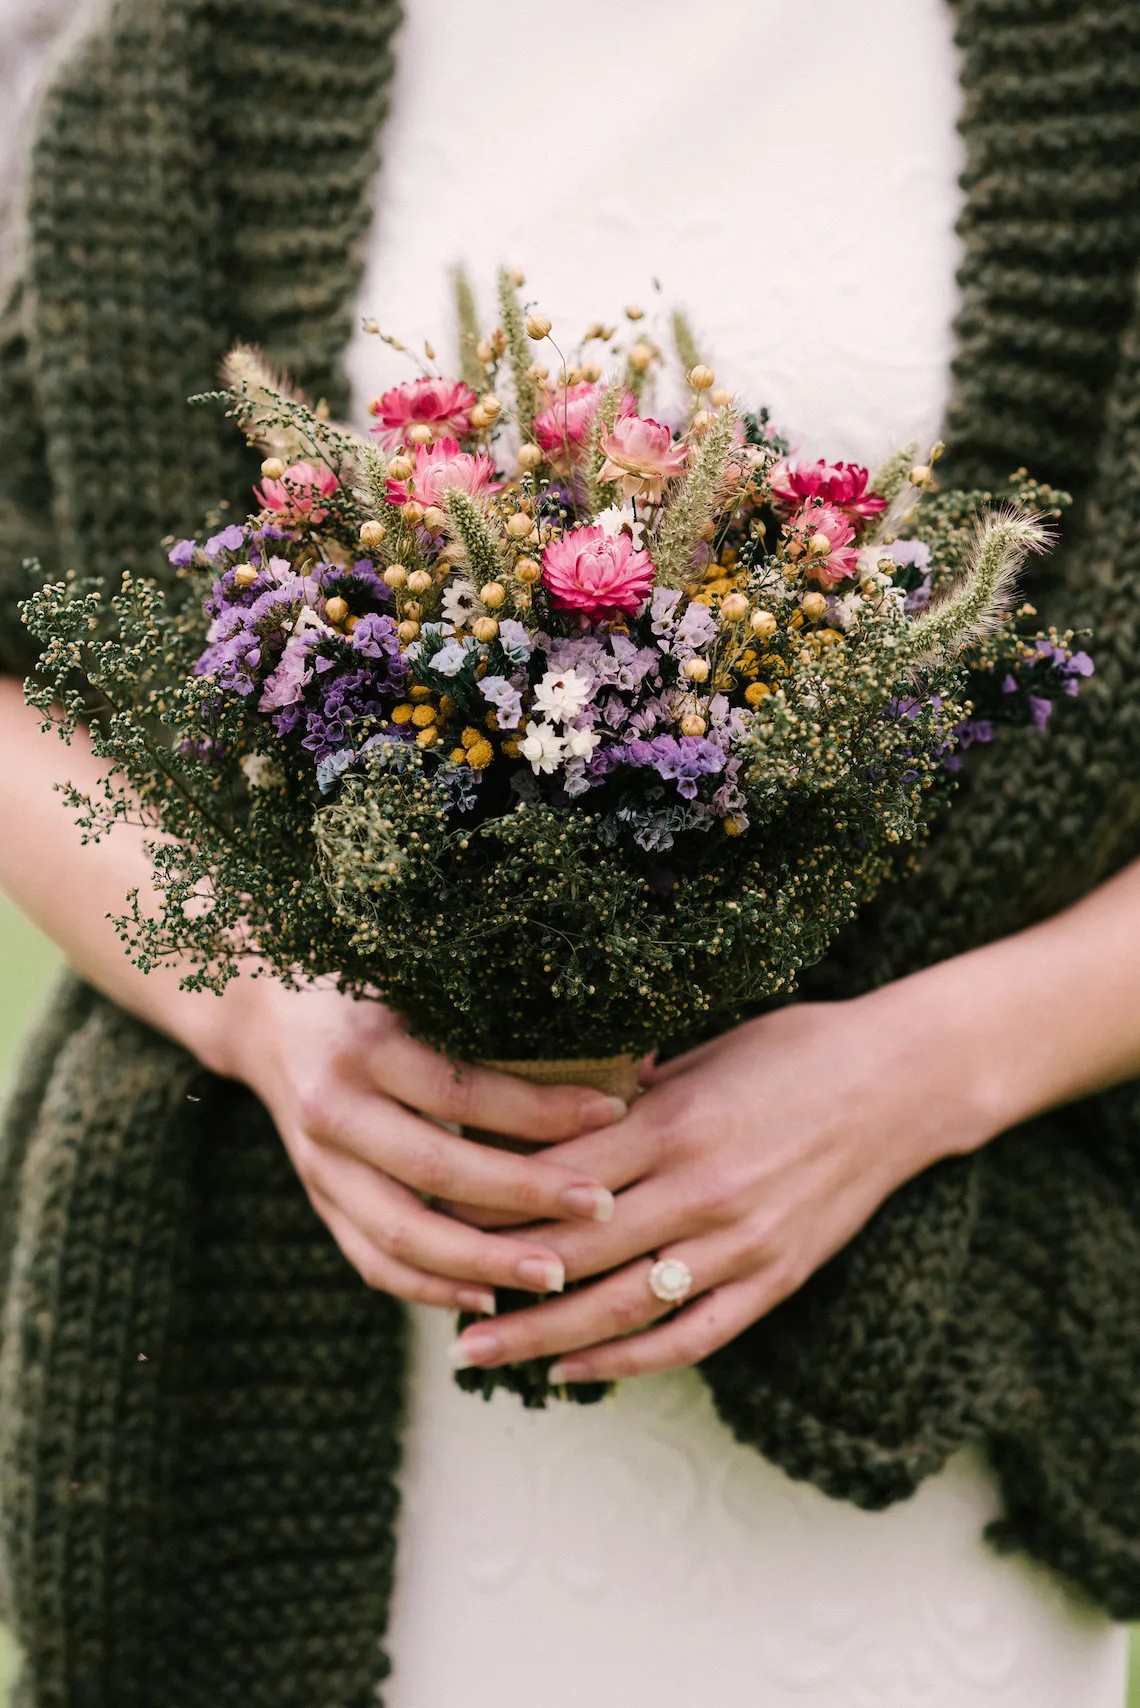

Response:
(0, 2), (1139, 1702)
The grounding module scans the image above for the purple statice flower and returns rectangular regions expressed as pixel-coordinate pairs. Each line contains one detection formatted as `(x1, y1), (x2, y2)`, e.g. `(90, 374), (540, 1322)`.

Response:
(479, 675), (523, 730)
(497, 619), (533, 664)
(168, 538), (196, 567)
(350, 613), (406, 688)
(1028, 695), (1053, 733)
(194, 609), (263, 696)
(300, 669), (392, 764)
(955, 717), (994, 750)
(887, 539), (931, 571)
(1002, 673), (1019, 695)
(611, 734), (726, 800)
(205, 522), (247, 559)
(314, 558), (392, 610)
(316, 747), (357, 794)
(649, 587), (684, 638)
(670, 601), (718, 657)
(259, 635), (316, 711)
(1061, 651), (1094, 696)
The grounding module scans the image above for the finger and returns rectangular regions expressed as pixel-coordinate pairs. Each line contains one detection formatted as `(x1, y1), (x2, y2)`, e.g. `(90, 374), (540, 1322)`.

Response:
(312, 1090), (616, 1223)
(314, 1149), (573, 1295)
(539, 1103), (661, 1192)
(448, 1257), (673, 1371)
(521, 1178), (697, 1280)
(546, 1275), (773, 1384)
(309, 1187), (497, 1315)
(366, 1028), (629, 1142)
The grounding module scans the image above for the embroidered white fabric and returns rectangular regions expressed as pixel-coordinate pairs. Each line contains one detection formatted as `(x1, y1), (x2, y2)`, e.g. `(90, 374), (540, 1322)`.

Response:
(347, 5), (1130, 1703)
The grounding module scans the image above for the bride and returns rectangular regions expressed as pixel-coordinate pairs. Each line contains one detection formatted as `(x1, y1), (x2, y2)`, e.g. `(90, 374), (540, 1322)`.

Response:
(0, 2), (1135, 1705)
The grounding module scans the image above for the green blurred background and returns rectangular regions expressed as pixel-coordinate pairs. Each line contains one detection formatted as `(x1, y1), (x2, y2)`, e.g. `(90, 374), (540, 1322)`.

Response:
(0, 890), (1136, 1701)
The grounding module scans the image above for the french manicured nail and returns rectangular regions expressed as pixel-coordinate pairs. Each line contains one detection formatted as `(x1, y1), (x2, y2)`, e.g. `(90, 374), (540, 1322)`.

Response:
(547, 1361), (583, 1385)
(455, 1287), (497, 1316)
(560, 1183), (615, 1223)
(580, 1095), (627, 1130)
(515, 1256), (565, 1293)
(448, 1328), (500, 1370)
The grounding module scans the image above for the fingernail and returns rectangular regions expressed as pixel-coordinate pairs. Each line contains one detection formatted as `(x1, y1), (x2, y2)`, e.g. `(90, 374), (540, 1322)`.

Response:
(448, 1328), (500, 1370)
(548, 1361), (584, 1385)
(560, 1183), (615, 1223)
(579, 1094), (627, 1131)
(456, 1287), (497, 1317)
(515, 1256), (565, 1293)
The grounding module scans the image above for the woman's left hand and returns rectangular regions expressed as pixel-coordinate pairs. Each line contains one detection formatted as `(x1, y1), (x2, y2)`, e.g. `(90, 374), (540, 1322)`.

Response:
(448, 983), (1006, 1383)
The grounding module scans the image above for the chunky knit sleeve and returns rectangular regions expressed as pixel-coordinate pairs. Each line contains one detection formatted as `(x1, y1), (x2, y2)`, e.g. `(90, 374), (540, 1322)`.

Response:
(0, 276), (57, 677)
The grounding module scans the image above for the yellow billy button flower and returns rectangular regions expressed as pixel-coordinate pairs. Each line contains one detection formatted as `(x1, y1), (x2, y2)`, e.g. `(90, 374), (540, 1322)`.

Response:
(360, 520), (387, 549)
(450, 746), (468, 764)
(466, 738), (494, 769)
(460, 726), (483, 750)
(744, 681), (771, 707)
(438, 694), (457, 720)
(416, 725), (439, 748)
(411, 704), (437, 728)
(390, 703), (415, 725)
(409, 685), (432, 702)
(323, 595), (349, 625)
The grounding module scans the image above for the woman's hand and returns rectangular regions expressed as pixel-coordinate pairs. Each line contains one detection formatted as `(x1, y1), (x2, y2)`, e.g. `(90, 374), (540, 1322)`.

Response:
(447, 980), (1007, 1381)
(228, 979), (624, 1315)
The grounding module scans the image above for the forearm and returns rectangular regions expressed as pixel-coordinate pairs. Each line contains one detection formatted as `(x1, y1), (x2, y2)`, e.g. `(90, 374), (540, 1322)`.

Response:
(869, 855), (1140, 1155)
(0, 677), (252, 1079)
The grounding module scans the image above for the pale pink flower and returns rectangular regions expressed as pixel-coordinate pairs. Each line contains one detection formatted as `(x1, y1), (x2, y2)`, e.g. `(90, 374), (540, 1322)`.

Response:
(387, 437), (495, 509)
(255, 460), (339, 525)
(597, 414), (690, 502)
(770, 459), (887, 523)
(533, 382), (634, 472)
(370, 376), (478, 448)
(541, 525), (655, 619)
(788, 502), (859, 587)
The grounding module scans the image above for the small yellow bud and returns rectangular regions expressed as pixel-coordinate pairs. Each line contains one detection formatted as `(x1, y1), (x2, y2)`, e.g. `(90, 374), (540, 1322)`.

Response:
(750, 609), (777, 638)
(383, 564), (408, 589)
(909, 464), (932, 486)
(390, 703), (414, 725)
(407, 422), (434, 446)
(387, 453), (414, 481)
(397, 619), (420, 642)
(627, 341), (654, 373)
(420, 505), (448, 535)
(232, 565), (258, 589)
(344, 615), (358, 634)
(472, 616), (499, 643)
(260, 456), (286, 481)
(359, 519), (387, 549)
(525, 312), (553, 340)
(439, 694), (456, 720)
(476, 338), (494, 365)
(801, 591), (828, 621)
(514, 558), (541, 585)
(409, 685), (432, 702)
(688, 363), (715, 391)
(480, 581), (506, 609)
(508, 268), (526, 288)
(362, 318), (381, 336)
(423, 339), (435, 361)
(506, 511), (533, 539)
(517, 443), (544, 473)
(680, 712), (708, 737)
(527, 362), (550, 384)
(466, 738), (495, 770)
(480, 392), (502, 421)
(625, 304), (645, 321)
(691, 410), (712, 435)
(411, 703), (437, 728)
(744, 681), (771, 707)
(406, 569), (433, 595)
(720, 592), (750, 623)
(402, 500), (426, 527)
(710, 387), (734, 409)
(681, 657), (710, 683)
(491, 327), (509, 354)
(581, 360), (602, 383)
(469, 406), (491, 430)
(450, 746), (468, 764)
(323, 595), (349, 625)
(808, 532), (833, 556)
(415, 725), (439, 748)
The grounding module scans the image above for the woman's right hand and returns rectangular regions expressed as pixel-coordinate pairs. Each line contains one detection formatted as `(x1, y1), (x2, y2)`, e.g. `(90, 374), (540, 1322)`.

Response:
(229, 978), (624, 1316)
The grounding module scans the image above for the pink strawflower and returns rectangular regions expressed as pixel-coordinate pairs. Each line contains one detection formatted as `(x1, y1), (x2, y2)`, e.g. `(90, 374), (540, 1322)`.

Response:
(597, 414), (690, 503)
(541, 525), (655, 619)
(387, 437), (495, 509)
(370, 376), (479, 448)
(789, 502), (859, 587)
(770, 459), (887, 523)
(533, 382), (634, 472)
(255, 460), (339, 525)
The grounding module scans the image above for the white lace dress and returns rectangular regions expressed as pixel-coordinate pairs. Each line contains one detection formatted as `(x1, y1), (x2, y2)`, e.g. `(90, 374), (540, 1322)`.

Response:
(342, 4), (1132, 1704)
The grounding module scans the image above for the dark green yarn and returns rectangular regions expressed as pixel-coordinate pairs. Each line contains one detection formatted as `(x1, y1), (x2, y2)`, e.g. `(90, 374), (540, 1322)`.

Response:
(2, 1), (1140, 1701)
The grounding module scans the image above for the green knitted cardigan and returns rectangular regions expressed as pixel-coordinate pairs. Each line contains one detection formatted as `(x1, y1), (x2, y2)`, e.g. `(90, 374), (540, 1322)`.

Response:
(1, 0), (1140, 1701)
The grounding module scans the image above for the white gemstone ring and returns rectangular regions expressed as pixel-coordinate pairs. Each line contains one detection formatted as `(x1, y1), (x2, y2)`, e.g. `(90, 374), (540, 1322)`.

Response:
(648, 1255), (694, 1306)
